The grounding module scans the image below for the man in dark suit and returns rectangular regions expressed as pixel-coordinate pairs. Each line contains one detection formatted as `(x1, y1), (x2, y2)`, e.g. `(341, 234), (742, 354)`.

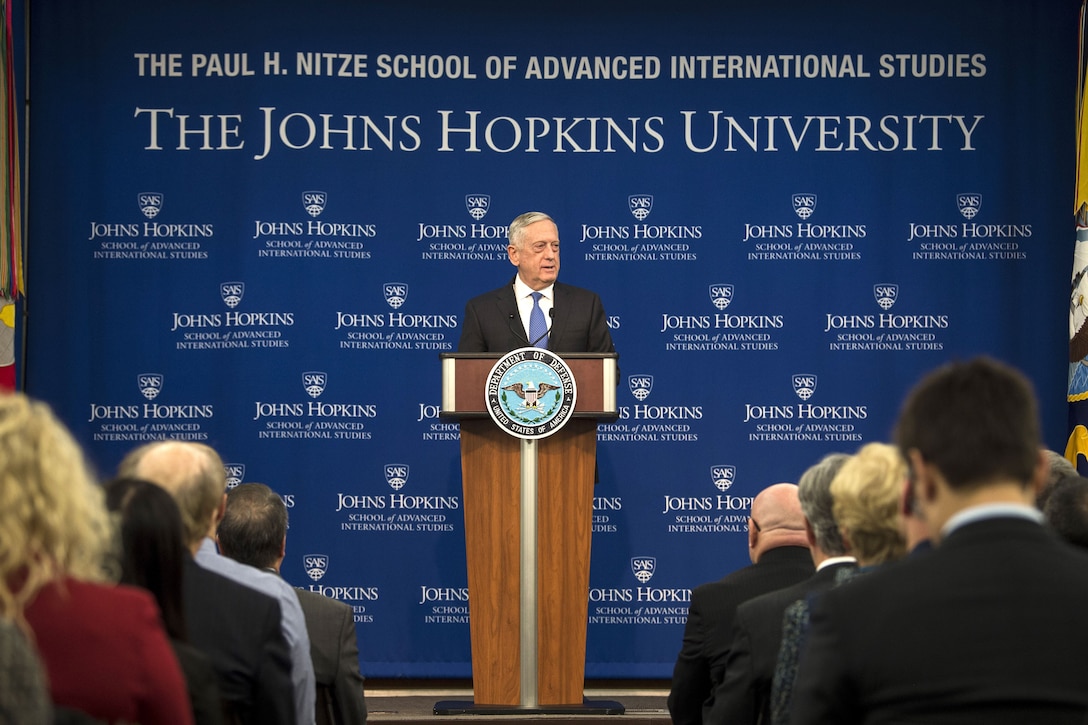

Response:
(217, 483), (368, 725)
(457, 211), (614, 354)
(790, 357), (1088, 725)
(704, 453), (856, 725)
(667, 483), (813, 725)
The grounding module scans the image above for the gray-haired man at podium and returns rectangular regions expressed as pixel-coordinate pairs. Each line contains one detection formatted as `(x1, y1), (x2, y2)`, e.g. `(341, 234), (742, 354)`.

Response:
(457, 211), (615, 354)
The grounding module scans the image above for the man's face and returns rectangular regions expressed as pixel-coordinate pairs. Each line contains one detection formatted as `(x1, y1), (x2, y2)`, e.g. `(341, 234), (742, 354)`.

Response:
(508, 219), (560, 290)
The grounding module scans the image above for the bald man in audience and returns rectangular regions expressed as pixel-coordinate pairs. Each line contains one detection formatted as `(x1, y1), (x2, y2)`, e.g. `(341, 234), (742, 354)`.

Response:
(667, 482), (813, 725)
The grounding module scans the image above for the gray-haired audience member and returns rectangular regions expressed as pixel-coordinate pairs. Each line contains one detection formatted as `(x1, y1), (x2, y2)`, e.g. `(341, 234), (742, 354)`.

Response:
(1041, 472), (1088, 550)
(703, 453), (856, 725)
(218, 483), (368, 725)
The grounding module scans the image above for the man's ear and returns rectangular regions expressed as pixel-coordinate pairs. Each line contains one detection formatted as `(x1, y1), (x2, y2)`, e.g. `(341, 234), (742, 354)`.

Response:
(907, 449), (937, 503)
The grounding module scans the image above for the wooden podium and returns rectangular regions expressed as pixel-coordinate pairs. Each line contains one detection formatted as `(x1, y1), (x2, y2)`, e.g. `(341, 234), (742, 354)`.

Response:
(435, 352), (623, 716)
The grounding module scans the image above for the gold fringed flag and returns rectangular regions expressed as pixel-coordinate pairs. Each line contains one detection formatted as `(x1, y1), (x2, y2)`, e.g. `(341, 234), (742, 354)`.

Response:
(1068, 1), (1088, 469)
(0, 0), (20, 391)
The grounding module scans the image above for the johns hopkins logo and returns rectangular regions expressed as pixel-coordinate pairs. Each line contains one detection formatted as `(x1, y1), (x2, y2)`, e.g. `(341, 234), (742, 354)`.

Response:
(487, 348), (577, 439)
(303, 191), (327, 218)
(709, 284), (734, 311)
(138, 192), (163, 219)
(873, 284), (898, 311)
(224, 463), (246, 489)
(304, 554), (329, 582)
(792, 374), (817, 401)
(629, 194), (653, 221)
(957, 193), (981, 220)
(792, 193), (817, 220)
(465, 194), (490, 220)
(220, 282), (244, 309)
(137, 373), (164, 400)
(631, 556), (656, 584)
(383, 283), (408, 309)
(385, 463), (409, 491)
(628, 375), (653, 402)
(711, 465), (736, 492)
(302, 371), (327, 398)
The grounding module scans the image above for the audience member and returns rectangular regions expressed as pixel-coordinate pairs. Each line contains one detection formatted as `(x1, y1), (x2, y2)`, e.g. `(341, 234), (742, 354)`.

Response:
(770, 442), (908, 725)
(704, 453), (856, 725)
(218, 483), (368, 725)
(0, 618), (50, 724)
(789, 357), (1088, 724)
(0, 393), (191, 723)
(1041, 472), (1088, 549)
(105, 476), (225, 725)
(1037, 449), (1079, 510)
(667, 483), (813, 725)
(117, 440), (297, 725)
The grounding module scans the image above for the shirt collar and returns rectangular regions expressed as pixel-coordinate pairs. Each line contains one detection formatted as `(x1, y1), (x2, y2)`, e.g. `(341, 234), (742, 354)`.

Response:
(941, 502), (1044, 538)
(513, 276), (554, 301)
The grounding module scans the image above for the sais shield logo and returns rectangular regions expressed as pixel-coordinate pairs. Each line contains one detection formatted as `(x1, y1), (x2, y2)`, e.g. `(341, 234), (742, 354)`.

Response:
(873, 284), (898, 311)
(302, 371), (327, 398)
(957, 193), (981, 220)
(465, 194), (490, 221)
(383, 283), (408, 310)
(631, 556), (656, 584)
(628, 194), (653, 221)
(302, 191), (327, 218)
(304, 554), (329, 582)
(711, 465), (736, 492)
(385, 463), (409, 491)
(220, 282), (244, 309)
(138, 192), (163, 219)
(792, 193), (817, 220)
(224, 463), (246, 489)
(628, 374), (653, 402)
(792, 374), (817, 401)
(137, 373), (164, 400)
(709, 284), (734, 311)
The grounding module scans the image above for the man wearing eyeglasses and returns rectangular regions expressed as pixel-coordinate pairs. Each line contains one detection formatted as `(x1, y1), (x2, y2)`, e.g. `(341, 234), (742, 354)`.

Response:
(457, 211), (615, 354)
(668, 482), (813, 725)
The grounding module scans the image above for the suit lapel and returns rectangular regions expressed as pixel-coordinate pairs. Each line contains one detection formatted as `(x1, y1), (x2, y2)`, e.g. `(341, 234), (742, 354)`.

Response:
(547, 283), (569, 350)
(495, 282), (527, 347)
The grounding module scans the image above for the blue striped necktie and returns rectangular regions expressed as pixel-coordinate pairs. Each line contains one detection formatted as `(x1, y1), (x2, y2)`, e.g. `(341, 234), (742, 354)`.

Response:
(529, 291), (548, 348)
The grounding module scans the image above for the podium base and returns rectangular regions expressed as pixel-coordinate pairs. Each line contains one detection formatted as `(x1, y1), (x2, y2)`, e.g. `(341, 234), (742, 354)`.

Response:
(433, 698), (625, 716)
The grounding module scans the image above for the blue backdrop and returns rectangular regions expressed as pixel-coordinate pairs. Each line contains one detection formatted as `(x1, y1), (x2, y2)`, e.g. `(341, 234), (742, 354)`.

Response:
(24, 0), (1079, 678)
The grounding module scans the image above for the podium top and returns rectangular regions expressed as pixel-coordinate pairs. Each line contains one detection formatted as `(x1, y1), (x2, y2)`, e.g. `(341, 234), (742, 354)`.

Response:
(439, 352), (618, 418)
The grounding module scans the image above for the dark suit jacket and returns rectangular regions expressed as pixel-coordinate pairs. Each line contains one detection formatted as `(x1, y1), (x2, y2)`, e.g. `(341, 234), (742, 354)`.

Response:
(790, 517), (1088, 725)
(173, 641), (226, 725)
(704, 561), (856, 725)
(183, 559), (295, 725)
(296, 589), (368, 724)
(457, 277), (614, 353)
(668, 546), (814, 725)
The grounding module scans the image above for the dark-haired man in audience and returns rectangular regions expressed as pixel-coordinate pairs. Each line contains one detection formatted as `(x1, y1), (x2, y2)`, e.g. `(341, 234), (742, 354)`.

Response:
(704, 453), (856, 725)
(790, 357), (1088, 725)
(218, 483), (368, 725)
(668, 482), (812, 725)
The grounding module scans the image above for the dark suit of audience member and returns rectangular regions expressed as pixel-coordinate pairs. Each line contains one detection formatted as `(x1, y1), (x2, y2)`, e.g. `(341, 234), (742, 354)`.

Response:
(297, 589), (368, 725)
(457, 211), (614, 354)
(790, 357), (1088, 725)
(118, 441), (296, 725)
(217, 482), (369, 725)
(0, 618), (50, 725)
(704, 453), (855, 725)
(668, 483), (813, 725)
(771, 442), (909, 725)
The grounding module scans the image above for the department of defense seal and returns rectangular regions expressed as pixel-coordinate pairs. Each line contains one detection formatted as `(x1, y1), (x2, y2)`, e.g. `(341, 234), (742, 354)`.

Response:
(485, 347), (577, 439)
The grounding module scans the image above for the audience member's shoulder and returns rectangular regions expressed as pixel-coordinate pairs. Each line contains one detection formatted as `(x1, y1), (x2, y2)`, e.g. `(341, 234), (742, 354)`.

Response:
(296, 586), (352, 615)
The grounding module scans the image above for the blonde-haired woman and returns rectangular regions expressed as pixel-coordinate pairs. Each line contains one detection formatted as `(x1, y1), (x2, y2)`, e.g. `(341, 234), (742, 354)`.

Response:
(0, 393), (192, 724)
(770, 443), (909, 725)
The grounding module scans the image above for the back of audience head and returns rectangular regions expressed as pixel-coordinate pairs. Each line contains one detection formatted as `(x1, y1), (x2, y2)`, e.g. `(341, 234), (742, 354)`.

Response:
(797, 453), (851, 557)
(217, 483), (287, 571)
(0, 393), (113, 621)
(894, 356), (1041, 493)
(1037, 450), (1079, 510)
(748, 482), (809, 561)
(1041, 472), (1088, 549)
(104, 476), (189, 641)
(117, 440), (227, 551)
(830, 442), (908, 566)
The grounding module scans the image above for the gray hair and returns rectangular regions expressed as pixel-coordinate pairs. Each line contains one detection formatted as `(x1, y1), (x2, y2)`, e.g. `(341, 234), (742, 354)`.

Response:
(507, 211), (554, 250)
(797, 452), (851, 556)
